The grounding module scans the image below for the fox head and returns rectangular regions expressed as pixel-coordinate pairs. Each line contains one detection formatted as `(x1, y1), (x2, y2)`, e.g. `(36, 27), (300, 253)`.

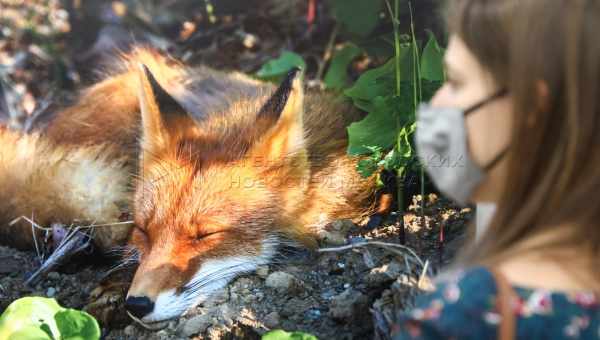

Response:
(124, 65), (312, 325)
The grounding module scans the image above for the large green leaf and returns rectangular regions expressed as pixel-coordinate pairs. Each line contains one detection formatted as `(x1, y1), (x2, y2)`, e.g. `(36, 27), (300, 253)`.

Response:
(347, 96), (399, 155)
(0, 297), (100, 340)
(256, 51), (306, 82)
(344, 59), (396, 105)
(324, 43), (362, 90)
(55, 310), (100, 340)
(420, 32), (445, 81)
(6, 326), (53, 340)
(0, 297), (62, 340)
(330, 0), (384, 37)
(343, 43), (413, 106)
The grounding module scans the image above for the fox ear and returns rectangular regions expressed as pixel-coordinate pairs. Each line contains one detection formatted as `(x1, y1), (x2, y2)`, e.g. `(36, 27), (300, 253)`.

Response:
(136, 64), (191, 157)
(255, 68), (305, 160)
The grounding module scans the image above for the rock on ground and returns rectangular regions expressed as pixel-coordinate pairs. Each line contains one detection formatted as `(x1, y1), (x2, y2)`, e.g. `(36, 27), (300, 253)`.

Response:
(329, 288), (369, 321)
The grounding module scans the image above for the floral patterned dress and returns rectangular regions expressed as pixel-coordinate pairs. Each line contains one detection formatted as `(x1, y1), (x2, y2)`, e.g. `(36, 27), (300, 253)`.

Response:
(392, 266), (600, 339)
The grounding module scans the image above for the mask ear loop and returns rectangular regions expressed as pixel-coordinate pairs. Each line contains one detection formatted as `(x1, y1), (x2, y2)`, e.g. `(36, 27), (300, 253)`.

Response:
(464, 88), (510, 171)
(483, 146), (509, 171)
(464, 88), (509, 116)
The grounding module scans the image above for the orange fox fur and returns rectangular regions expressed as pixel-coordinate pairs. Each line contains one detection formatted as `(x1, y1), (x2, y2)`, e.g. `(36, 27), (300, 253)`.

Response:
(0, 48), (376, 323)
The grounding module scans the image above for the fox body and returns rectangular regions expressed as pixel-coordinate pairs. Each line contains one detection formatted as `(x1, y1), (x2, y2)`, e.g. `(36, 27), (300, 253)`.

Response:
(0, 48), (376, 324)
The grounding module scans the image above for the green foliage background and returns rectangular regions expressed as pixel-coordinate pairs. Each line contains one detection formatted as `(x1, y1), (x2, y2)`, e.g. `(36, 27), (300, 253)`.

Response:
(257, 0), (445, 200)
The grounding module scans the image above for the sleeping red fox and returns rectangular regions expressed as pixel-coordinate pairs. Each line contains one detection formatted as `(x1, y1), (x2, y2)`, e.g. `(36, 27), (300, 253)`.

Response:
(0, 48), (377, 325)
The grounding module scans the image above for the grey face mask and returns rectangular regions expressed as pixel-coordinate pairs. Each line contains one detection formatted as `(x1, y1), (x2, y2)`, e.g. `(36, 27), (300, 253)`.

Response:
(415, 89), (508, 207)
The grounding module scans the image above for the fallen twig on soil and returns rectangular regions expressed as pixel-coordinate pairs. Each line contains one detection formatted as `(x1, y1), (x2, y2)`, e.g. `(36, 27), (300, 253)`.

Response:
(9, 216), (134, 286)
(25, 225), (91, 286)
(319, 240), (432, 276)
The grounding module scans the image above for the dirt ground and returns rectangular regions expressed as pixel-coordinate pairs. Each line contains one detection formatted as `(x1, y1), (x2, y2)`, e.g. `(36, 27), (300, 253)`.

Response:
(0, 195), (472, 339)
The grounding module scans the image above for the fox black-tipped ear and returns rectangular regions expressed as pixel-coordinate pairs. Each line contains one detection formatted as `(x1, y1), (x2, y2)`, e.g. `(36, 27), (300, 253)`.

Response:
(137, 63), (191, 155)
(258, 67), (304, 124)
(139, 64), (187, 115)
(253, 67), (305, 160)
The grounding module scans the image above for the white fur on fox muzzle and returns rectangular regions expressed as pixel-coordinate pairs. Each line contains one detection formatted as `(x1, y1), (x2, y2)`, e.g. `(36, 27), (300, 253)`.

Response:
(133, 238), (277, 324)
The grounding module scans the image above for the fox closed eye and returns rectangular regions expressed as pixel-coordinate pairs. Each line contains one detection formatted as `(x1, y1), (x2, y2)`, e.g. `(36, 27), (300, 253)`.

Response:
(133, 225), (148, 236)
(130, 226), (149, 250)
(192, 230), (224, 242)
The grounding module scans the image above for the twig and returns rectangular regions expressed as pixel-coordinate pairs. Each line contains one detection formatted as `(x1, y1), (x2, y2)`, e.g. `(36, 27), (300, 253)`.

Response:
(9, 215), (52, 231)
(30, 214), (43, 262)
(9, 215), (135, 285)
(319, 240), (432, 277)
(315, 23), (339, 81)
(9, 216), (133, 230)
(77, 220), (134, 229)
(25, 226), (92, 286)
(320, 241), (423, 265)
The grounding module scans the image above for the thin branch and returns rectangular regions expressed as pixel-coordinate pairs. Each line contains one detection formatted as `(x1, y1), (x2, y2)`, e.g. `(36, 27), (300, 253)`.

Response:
(319, 240), (430, 276)
(315, 23), (339, 81)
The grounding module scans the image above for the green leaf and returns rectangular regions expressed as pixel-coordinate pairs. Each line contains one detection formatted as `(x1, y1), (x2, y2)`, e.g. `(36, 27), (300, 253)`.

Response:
(330, 0), (384, 37)
(6, 325), (53, 340)
(355, 146), (384, 178)
(262, 329), (318, 340)
(397, 122), (416, 159)
(0, 297), (62, 340)
(357, 158), (378, 178)
(344, 59), (396, 104)
(54, 310), (100, 340)
(256, 51), (306, 82)
(324, 43), (362, 90)
(347, 96), (399, 155)
(420, 32), (445, 82)
(382, 148), (402, 171)
(39, 324), (54, 339)
(0, 297), (100, 340)
(343, 44), (413, 106)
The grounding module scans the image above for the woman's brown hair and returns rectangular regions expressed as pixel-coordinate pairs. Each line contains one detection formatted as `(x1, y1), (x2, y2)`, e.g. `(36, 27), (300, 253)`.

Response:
(445, 0), (600, 274)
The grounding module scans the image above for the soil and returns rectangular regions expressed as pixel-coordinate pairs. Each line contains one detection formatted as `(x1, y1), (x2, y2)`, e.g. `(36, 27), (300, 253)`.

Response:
(0, 194), (472, 339)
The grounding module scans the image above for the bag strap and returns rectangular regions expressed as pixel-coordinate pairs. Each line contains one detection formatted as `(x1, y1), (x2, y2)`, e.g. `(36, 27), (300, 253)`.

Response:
(490, 268), (517, 340)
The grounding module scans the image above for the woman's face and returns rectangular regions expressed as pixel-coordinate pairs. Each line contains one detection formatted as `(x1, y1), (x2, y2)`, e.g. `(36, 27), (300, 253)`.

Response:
(430, 35), (513, 203)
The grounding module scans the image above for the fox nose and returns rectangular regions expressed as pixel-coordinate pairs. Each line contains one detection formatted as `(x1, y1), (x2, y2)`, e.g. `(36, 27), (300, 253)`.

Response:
(125, 296), (154, 319)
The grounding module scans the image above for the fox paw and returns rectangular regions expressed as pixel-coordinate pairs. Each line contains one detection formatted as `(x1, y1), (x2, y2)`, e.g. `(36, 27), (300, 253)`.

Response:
(84, 279), (131, 328)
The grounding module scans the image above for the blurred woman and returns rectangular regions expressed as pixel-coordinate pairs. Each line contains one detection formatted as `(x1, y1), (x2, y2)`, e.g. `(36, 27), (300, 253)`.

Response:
(395, 0), (600, 338)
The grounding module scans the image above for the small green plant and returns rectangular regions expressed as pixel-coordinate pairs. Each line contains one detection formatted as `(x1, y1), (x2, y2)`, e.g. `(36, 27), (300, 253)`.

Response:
(262, 329), (318, 340)
(255, 0), (445, 209)
(0, 297), (100, 340)
(345, 1), (444, 178)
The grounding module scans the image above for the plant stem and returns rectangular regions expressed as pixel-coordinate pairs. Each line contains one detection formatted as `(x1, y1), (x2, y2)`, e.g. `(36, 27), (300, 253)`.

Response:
(316, 24), (339, 81)
(409, 1), (421, 106)
(408, 1), (426, 223)
(386, 0), (406, 240)
(385, 0), (402, 97)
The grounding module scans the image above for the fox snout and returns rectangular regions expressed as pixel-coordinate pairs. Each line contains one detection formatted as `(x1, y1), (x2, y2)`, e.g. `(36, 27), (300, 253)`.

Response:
(124, 296), (154, 320)
(123, 237), (278, 324)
